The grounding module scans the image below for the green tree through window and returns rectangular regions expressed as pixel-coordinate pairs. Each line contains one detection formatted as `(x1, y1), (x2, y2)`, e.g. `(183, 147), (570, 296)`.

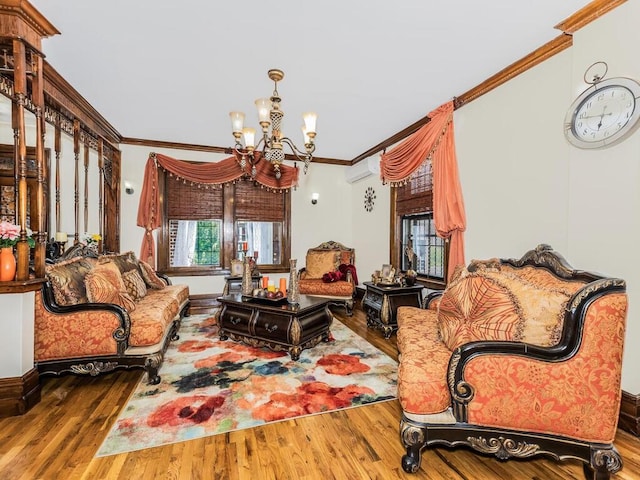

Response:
(194, 221), (220, 265)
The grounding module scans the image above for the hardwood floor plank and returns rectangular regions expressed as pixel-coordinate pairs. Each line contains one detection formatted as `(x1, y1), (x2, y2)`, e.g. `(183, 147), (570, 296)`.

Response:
(0, 306), (638, 479)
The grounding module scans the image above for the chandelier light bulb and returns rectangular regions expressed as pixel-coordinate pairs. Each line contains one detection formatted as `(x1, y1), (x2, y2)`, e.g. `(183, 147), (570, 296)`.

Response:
(229, 111), (245, 136)
(303, 112), (317, 136)
(255, 98), (271, 124)
(301, 125), (311, 145)
(242, 127), (256, 149)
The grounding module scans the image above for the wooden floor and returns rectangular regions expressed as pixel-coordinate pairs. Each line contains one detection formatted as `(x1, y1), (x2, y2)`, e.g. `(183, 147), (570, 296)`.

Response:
(1, 306), (638, 480)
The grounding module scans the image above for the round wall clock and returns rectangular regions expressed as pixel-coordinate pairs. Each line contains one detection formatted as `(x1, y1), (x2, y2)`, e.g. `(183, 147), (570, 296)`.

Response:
(364, 187), (376, 212)
(564, 76), (640, 149)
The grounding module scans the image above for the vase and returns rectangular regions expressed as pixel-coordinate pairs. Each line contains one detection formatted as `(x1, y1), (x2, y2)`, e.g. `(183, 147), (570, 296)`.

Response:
(287, 258), (300, 304)
(0, 247), (16, 282)
(241, 256), (253, 295)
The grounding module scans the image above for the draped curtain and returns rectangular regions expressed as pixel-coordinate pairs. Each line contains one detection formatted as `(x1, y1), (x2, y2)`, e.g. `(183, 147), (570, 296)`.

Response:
(136, 152), (299, 265)
(380, 101), (466, 280)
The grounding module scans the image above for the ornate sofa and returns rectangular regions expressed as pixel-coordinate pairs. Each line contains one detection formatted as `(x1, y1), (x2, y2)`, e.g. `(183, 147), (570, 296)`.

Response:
(397, 245), (627, 479)
(35, 251), (190, 385)
(298, 240), (357, 315)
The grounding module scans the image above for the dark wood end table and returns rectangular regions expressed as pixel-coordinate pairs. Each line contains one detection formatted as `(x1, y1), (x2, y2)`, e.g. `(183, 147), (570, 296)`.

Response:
(217, 294), (332, 360)
(362, 281), (424, 339)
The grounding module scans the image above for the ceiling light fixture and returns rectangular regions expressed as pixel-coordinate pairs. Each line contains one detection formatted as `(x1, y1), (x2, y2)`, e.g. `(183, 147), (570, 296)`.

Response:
(229, 69), (317, 179)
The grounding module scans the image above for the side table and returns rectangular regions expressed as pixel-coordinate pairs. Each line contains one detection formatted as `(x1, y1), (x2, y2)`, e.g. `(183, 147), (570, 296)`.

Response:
(223, 274), (263, 295)
(362, 281), (423, 339)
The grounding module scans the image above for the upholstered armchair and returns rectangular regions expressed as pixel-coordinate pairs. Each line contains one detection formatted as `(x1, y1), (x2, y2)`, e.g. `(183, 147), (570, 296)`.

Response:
(396, 245), (628, 479)
(298, 240), (357, 315)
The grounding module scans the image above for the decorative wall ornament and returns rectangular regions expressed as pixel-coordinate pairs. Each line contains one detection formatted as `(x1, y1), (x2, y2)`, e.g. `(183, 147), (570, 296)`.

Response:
(364, 186), (376, 212)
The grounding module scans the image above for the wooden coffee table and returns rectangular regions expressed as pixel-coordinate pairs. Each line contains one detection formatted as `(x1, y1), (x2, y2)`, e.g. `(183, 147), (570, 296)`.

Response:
(217, 294), (333, 360)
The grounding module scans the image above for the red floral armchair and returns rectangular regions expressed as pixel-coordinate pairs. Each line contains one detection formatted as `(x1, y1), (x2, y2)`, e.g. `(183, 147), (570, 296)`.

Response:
(397, 245), (627, 479)
(298, 240), (357, 315)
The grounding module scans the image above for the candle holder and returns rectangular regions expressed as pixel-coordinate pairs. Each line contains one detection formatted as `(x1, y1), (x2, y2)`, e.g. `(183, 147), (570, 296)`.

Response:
(252, 250), (260, 274)
(56, 241), (66, 256)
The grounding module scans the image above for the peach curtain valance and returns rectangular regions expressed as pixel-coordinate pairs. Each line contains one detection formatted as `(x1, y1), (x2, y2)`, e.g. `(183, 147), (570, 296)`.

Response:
(136, 152), (299, 265)
(380, 101), (466, 280)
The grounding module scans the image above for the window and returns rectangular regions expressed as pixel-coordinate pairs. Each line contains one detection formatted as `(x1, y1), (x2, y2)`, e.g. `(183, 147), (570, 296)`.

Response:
(391, 159), (448, 287)
(169, 219), (221, 267)
(158, 168), (291, 275)
(401, 214), (445, 279)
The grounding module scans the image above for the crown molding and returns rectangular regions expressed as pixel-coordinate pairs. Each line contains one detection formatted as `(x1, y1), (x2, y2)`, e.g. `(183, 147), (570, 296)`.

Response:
(555, 0), (626, 34)
(120, 137), (350, 166)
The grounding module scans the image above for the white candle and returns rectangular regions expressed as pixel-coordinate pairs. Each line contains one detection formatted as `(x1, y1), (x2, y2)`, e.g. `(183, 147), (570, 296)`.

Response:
(55, 232), (68, 243)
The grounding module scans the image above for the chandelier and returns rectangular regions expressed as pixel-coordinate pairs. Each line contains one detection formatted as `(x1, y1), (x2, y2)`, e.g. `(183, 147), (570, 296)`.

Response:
(229, 69), (317, 179)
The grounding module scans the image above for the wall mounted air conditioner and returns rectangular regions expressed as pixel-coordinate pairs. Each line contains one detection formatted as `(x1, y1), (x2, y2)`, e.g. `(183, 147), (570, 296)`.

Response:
(344, 156), (380, 184)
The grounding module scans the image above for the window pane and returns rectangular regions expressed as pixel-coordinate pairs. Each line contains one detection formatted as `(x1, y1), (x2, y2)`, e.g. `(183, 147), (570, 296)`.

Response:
(401, 214), (445, 280)
(169, 219), (221, 267)
(237, 221), (282, 265)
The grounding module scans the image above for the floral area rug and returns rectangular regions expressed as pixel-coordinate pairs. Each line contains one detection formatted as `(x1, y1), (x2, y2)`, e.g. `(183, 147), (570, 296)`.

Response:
(96, 313), (397, 456)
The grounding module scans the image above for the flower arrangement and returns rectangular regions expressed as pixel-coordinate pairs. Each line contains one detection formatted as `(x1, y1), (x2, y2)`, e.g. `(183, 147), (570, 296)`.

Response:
(0, 220), (35, 249)
(83, 233), (102, 245)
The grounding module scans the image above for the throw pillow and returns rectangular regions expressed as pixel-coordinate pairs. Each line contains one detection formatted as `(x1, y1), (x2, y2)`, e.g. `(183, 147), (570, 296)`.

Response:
(437, 270), (523, 351)
(138, 260), (167, 289)
(322, 270), (345, 283)
(122, 269), (147, 301)
(84, 261), (136, 312)
(45, 256), (98, 306)
(305, 250), (339, 279)
(98, 251), (141, 275)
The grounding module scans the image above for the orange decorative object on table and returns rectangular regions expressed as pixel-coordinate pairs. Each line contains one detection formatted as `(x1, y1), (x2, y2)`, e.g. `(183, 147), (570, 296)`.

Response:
(262, 277), (269, 289)
(279, 278), (287, 294)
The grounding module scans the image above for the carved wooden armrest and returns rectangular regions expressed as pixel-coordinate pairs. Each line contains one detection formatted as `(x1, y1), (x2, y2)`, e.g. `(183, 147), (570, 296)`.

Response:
(39, 283), (131, 355)
(423, 291), (443, 310)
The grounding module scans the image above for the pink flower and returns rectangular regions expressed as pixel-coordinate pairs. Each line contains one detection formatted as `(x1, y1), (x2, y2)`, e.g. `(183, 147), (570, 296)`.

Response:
(0, 221), (21, 248)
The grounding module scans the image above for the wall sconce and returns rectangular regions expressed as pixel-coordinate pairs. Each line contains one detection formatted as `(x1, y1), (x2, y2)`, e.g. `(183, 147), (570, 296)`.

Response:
(124, 181), (134, 195)
(311, 192), (319, 205)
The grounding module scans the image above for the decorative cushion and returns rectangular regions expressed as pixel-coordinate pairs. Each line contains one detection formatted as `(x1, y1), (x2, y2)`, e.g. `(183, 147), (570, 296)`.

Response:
(139, 260), (167, 290)
(122, 269), (147, 301)
(305, 250), (339, 279)
(437, 266), (573, 350)
(437, 271), (522, 350)
(45, 256), (98, 306)
(84, 261), (136, 311)
(479, 267), (576, 346)
(339, 249), (354, 266)
(128, 285), (188, 347)
(299, 278), (353, 296)
(397, 306), (452, 415)
(98, 251), (141, 276)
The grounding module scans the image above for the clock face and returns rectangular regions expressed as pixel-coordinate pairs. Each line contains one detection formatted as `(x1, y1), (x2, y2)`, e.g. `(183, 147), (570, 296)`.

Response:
(565, 77), (640, 149)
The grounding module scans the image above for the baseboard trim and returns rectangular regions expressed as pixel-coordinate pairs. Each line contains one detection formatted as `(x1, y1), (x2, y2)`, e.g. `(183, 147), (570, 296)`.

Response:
(0, 368), (41, 417)
(619, 390), (640, 437)
(189, 294), (220, 315)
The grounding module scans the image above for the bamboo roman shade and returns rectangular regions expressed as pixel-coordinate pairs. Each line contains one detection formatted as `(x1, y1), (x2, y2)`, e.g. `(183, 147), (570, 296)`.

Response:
(166, 179), (223, 219)
(395, 160), (433, 216)
(234, 179), (286, 222)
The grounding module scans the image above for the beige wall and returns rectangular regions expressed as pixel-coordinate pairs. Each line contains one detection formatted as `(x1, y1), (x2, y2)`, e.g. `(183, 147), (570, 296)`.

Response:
(455, 1), (640, 393)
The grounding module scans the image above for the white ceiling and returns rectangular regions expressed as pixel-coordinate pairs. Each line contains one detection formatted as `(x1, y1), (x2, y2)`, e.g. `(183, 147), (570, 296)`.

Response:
(29, 0), (592, 161)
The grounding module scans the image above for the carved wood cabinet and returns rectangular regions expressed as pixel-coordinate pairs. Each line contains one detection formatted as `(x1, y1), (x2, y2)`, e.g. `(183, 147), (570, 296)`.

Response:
(362, 281), (424, 339)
